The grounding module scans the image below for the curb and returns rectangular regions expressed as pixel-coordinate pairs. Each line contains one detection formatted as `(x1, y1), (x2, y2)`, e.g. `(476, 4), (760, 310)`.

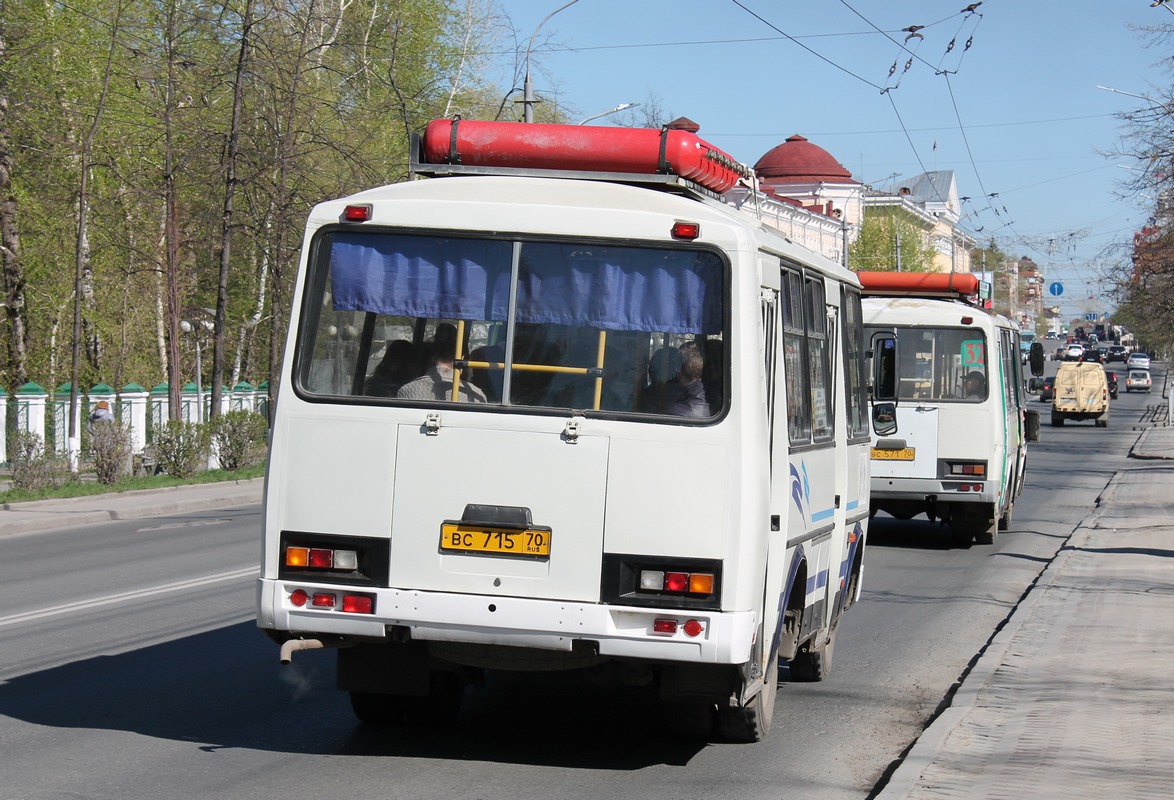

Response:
(0, 478), (264, 537)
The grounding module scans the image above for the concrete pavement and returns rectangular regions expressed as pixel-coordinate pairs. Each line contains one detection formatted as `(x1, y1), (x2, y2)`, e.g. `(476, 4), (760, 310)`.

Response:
(875, 385), (1174, 799)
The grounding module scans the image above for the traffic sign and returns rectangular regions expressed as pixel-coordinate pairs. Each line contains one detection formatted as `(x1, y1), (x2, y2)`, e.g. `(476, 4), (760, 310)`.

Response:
(1085, 313), (1097, 321)
(1049, 282), (1064, 297)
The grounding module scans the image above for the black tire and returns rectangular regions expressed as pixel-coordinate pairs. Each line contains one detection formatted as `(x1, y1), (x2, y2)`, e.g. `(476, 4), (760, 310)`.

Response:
(717, 654), (777, 743)
(668, 700), (717, 741)
(998, 499), (1013, 531)
(951, 522), (974, 547)
(974, 510), (998, 544)
(1051, 412), (1064, 426)
(789, 627), (836, 682)
(349, 691), (408, 726)
(349, 671), (464, 727)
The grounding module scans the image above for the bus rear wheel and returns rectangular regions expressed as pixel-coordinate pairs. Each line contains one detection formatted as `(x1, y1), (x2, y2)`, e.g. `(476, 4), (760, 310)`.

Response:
(717, 655), (777, 742)
(789, 627), (835, 682)
(349, 671), (464, 727)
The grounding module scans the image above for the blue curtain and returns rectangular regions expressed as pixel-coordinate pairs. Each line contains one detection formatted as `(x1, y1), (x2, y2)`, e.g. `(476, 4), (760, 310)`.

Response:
(329, 233), (513, 321)
(515, 243), (722, 335)
(329, 233), (723, 335)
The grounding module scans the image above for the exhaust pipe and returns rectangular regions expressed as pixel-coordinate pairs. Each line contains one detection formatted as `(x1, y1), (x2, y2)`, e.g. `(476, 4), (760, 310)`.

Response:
(280, 638), (328, 664)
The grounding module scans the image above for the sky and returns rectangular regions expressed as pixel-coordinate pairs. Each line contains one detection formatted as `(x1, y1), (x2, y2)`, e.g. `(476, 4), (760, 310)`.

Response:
(492, 0), (1172, 321)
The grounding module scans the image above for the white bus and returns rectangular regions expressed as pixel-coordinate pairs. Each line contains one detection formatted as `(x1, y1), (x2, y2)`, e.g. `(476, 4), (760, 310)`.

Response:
(860, 272), (1039, 545)
(256, 120), (893, 742)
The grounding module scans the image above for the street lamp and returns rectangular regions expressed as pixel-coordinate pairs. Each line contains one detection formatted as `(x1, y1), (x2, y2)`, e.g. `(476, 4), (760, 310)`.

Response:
(523, 0), (581, 123)
(1096, 85), (1165, 109)
(578, 103), (639, 125)
(179, 318), (213, 423)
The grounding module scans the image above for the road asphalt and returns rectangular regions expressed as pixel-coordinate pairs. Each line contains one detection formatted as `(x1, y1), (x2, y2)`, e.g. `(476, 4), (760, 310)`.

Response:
(0, 476), (264, 536)
(2, 382), (1172, 798)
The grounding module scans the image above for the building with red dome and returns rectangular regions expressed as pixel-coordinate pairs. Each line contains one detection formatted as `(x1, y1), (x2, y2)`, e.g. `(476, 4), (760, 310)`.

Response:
(743, 133), (975, 274)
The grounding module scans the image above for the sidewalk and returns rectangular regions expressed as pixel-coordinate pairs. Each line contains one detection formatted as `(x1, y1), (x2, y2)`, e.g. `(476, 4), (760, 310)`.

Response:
(875, 415), (1174, 799)
(0, 477), (263, 537)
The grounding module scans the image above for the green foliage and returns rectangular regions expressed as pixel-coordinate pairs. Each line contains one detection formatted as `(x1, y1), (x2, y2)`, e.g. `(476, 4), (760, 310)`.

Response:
(8, 432), (72, 492)
(0, 0), (559, 394)
(90, 423), (134, 485)
(0, 463), (265, 504)
(148, 420), (209, 479)
(208, 409), (268, 471)
(848, 210), (937, 273)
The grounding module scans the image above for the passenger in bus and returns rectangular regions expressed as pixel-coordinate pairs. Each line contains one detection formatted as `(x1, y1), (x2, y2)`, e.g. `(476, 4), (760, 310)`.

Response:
(962, 370), (986, 398)
(396, 323), (487, 403)
(365, 339), (419, 397)
(669, 342), (710, 417)
(466, 343), (505, 402)
(639, 347), (681, 413)
(702, 338), (723, 411)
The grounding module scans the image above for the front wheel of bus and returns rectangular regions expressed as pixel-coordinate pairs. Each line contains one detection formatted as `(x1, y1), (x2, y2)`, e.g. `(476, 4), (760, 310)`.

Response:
(717, 655), (777, 742)
(788, 627), (836, 682)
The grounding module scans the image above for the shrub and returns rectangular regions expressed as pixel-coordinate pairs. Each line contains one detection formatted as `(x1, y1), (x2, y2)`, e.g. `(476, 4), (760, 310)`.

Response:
(149, 420), (209, 479)
(9, 431), (71, 491)
(208, 410), (269, 471)
(90, 423), (133, 485)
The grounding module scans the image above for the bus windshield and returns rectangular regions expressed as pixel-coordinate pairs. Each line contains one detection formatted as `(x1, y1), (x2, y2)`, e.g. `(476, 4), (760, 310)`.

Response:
(866, 325), (989, 402)
(296, 229), (727, 418)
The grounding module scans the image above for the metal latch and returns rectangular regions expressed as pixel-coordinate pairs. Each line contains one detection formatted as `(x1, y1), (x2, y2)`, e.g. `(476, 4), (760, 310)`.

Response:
(425, 412), (441, 435)
(563, 417), (582, 444)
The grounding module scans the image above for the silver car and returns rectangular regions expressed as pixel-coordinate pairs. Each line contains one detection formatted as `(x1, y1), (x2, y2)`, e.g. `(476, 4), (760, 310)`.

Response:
(1126, 352), (1151, 370)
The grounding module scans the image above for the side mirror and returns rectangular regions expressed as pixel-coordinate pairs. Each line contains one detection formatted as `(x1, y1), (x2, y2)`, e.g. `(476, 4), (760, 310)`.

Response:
(1029, 342), (1045, 377)
(872, 402), (897, 436)
(1028, 377), (1043, 393)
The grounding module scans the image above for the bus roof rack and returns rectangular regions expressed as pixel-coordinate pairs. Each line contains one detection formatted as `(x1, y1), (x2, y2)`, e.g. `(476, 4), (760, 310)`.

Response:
(856, 271), (985, 306)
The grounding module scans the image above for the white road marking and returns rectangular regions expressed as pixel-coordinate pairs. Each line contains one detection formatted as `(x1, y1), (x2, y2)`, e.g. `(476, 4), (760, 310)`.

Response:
(0, 566), (259, 628)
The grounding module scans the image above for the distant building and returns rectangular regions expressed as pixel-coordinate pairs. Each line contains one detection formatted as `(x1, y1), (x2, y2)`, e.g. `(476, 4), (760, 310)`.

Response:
(738, 132), (975, 274)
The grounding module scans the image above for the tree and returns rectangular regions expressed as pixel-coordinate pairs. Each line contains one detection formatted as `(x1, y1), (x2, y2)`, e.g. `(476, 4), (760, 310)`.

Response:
(0, 8), (28, 387)
(848, 208), (937, 273)
(1111, 15), (1174, 355)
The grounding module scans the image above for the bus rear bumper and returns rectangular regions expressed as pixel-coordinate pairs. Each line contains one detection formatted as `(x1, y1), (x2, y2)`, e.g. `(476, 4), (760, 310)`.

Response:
(870, 477), (998, 506)
(257, 578), (757, 666)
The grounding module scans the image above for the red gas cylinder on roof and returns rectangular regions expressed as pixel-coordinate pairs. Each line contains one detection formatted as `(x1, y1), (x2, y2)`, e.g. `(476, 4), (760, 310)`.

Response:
(421, 118), (749, 193)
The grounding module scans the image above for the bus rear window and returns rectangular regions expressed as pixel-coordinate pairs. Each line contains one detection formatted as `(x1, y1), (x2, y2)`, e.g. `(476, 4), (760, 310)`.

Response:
(297, 231), (727, 419)
(865, 326), (988, 402)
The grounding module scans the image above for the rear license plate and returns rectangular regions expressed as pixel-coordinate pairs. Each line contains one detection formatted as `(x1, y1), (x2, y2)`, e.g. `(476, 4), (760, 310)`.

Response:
(871, 447), (915, 461)
(440, 523), (552, 558)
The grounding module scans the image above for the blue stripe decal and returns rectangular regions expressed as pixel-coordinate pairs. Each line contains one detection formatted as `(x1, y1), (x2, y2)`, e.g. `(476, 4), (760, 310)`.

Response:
(811, 507), (836, 522)
(846, 499), (860, 511)
(816, 569), (828, 589)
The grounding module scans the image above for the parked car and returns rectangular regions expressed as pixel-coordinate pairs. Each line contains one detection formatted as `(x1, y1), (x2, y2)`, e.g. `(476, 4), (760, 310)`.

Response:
(1064, 344), (1084, 361)
(1127, 352), (1151, 370)
(1105, 370), (1118, 399)
(1106, 345), (1128, 363)
(1125, 369), (1152, 392)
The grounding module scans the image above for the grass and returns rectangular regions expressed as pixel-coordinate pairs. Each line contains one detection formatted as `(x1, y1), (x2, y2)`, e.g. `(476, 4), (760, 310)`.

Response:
(0, 463), (265, 505)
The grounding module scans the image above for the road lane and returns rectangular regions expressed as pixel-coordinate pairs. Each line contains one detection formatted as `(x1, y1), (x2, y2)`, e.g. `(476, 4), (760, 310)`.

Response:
(0, 379), (1162, 799)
